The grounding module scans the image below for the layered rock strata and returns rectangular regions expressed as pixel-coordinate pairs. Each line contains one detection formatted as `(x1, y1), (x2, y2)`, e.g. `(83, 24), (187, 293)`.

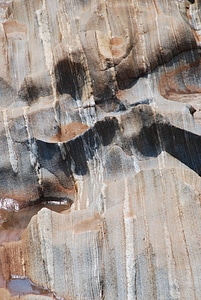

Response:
(0, 0), (201, 299)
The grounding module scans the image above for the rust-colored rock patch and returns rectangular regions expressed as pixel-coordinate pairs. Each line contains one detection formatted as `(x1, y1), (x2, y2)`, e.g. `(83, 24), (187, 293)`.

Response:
(51, 122), (89, 142)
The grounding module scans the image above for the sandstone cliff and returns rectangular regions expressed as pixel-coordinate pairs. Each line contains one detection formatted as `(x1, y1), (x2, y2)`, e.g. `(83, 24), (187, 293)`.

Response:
(0, 0), (201, 299)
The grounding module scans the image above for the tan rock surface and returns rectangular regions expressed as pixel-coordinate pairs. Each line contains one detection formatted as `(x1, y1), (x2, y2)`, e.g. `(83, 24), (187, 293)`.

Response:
(0, 0), (201, 299)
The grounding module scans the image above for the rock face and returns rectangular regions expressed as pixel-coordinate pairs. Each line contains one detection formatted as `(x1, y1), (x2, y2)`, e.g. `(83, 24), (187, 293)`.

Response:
(0, 0), (201, 299)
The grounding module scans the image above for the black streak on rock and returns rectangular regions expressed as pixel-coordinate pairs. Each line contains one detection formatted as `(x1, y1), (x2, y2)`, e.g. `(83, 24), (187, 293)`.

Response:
(67, 117), (119, 175)
(55, 58), (86, 99)
(133, 123), (201, 175)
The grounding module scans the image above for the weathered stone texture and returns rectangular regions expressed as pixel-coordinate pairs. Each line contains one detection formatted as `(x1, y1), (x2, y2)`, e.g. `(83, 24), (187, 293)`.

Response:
(0, 0), (201, 299)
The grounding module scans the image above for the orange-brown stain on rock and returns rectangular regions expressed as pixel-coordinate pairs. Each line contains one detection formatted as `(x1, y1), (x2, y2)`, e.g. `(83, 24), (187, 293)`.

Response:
(111, 36), (126, 58)
(3, 20), (27, 39)
(72, 214), (103, 233)
(51, 122), (89, 142)
(159, 59), (201, 99)
(111, 37), (124, 47)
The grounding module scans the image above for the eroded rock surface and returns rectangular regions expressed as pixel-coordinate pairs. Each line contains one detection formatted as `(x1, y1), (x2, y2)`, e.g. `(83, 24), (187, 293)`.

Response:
(0, 0), (201, 299)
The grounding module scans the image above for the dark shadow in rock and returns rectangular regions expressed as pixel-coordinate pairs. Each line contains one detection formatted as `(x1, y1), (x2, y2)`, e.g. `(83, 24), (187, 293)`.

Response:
(161, 124), (201, 175)
(92, 79), (116, 106)
(132, 122), (201, 175)
(36, 140), (73, 188)
(95, 96), (126, 113)
(115, 62), (144, 91)
(35, 116), (119, 177)
(130, 98), (153, 107)
(55, 57), (86, 99)
(18, 75), (53, 105)
(67, 116), (119, 175)
(94, 117), (120, 146)
(37, 108), (201, 177)
(116, 48), (198, 91)
(67, 136), (88, 176)
(132, 123), (161, 158)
